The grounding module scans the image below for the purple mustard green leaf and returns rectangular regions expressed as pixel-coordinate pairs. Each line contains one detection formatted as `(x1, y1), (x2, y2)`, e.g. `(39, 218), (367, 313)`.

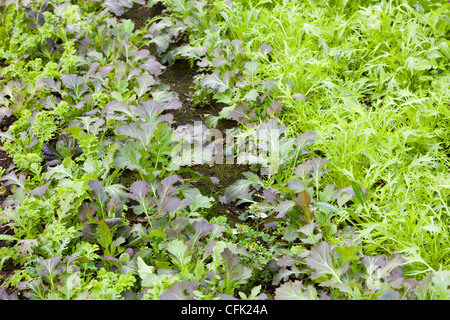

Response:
(106, 197), (124, 218)
(0, 286), (18, 300)
(103, 100), (133, 119)
(82, 223), (98, 243)
(199, 70), (229, 92)
(294, 160), (314, 180)
(128, 180), (149, 203)
(260, 44), (273, 54)
(24, 135), (38, 149)
(129, 48), (150, 60)
(89, 179), (109, 207)
(103, 256), (122, 269)
(275, 200), (295, 219)
(60, 74), (84, 90)
(101, 0), (135, 16)
(38, 95), (62, 110)
(263, 189), (280, 203)
(212, 57), (227, 67)
(276, 255), (297, 268)
(25, 278), (48, 300)
(141, 57), (166, 76)
(231, 39), (243, 51)
(135, 72), (155, 98)
(267, 100), (283, 115)
(221, 248), (252, 294)
(160, 280), (200, 300)
(38, 11), (45, 27)
(158, 175), (180, 198)
(98, 66), (114, 77)
(275, 280), (318, 300)
(77, 202), (96, 221)
(298, 222), (322, 244)
(40, 0), (49, 12)
(158, 196), (181, 216)
(296, 131), (317, 150)
(28, 181), (51, 197)
(287, 178), (308, 193)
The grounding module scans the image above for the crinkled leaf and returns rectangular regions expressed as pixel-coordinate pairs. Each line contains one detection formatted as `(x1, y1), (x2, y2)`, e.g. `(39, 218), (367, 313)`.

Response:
(305, 242), (349, 283)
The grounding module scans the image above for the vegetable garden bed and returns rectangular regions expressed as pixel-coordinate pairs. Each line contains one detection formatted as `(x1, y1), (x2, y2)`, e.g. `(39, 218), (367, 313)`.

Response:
(0, 0), (449, 300)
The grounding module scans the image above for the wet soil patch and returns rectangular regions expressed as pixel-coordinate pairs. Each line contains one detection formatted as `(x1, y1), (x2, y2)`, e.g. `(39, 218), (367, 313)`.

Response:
(121, 2), (165, 30)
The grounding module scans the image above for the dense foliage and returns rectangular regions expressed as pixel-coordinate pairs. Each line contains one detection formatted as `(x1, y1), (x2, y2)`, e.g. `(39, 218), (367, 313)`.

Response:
(0, 0), (449, 300)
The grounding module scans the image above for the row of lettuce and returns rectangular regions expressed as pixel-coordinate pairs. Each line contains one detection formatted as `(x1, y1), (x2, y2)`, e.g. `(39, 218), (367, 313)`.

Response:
(0, 0), (447, 300)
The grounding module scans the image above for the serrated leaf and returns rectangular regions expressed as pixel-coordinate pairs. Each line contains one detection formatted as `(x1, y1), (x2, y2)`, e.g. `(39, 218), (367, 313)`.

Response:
(135, 72), (155, 97)
(275, 280), (318, 300)
(89, 179), (108, 207)
(295, 190), (313, 222)
(0, 171), (26, 188)
(166, 239), (191, 271)
(283, 224), (298, 242)
(199, 70), (229, 92)
(189, 194), (214, 212)
(192, 219), (214, 240)
(305, 242), (349, 283)
(224, 179), (253, 202)
(114, 143), (142, 171)
(135, 100), (165, 123)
